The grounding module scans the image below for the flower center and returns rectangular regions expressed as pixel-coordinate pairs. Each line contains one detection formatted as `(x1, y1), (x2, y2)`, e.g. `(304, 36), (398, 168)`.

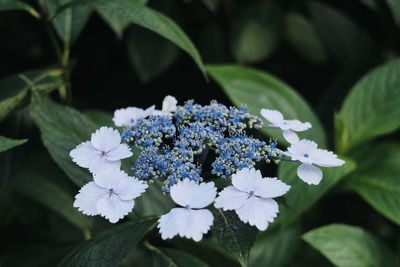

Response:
(109, 188), (114, 194)
(249, 191), (254, 196)
(130, 118), (135, 123)
(304, 153), (309, 158)
(101, 151), (106, 157)
(184, 205), (190, 209)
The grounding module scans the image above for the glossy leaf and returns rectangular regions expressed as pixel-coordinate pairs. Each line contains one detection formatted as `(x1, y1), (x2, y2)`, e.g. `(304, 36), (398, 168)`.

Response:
(206, 64), (326, 146)
(0, 0), (40, 18)
(346, 142), (400, 225)
(386, 0), (400, 28)
(44, 0), (92, 45)
(0, 136), (27, 153)
(336, 59), (400, 153)
(30, 92), (97, 186)
(81, 0), (205, 75)
(249, 223), (301, 267)
(278, 158), (356, 219)
(303, 224), (397, 267)
(147, 244), (210, 267)
(230, 0), (283, 63)
(58, 217), (158, 267)
(284, 13), (327, 64)
(211, 208), (258, 267)
(83, 109), (114, 128)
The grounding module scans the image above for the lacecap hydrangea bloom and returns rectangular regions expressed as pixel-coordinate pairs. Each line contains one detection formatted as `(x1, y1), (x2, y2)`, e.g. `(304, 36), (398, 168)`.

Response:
(69, 95), (345, 241)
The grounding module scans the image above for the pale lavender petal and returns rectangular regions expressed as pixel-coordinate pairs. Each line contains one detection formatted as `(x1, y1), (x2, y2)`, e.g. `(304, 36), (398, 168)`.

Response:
(70, 141), (101, 168)
(73, 182), (106, 216)
(93, 168), (127, 189)
(116, 177), (148, 201)
(282, 130), (299, 144)
(96, 194), (135, 223)
(214, 186), (249, 210)
(260, 109), (284, 125)
(88, 157), (121, 174)
(297, 163), (323, 185)
(170, 179), (216, 209)
(235, 197), (278, 231)
(254, 177), (290, 198)
(91, 127), (121, 152)
(106, 144), (132, 161)
(232, 168), (262, 193)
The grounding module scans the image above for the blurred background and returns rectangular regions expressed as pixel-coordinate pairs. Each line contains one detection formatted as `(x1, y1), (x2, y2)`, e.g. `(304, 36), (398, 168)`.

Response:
(1, 0), (400, 266)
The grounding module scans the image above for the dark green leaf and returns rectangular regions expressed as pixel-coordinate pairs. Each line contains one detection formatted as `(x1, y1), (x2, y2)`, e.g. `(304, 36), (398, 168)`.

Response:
(386, 0), (400, 28)
(336, 59), (400, 153)
(13, 150), (91, 231)
(30, 92), (97, 186)
(0, 135), (26, 153)
(126, 26), (179, 83)
(0, 67), (63, 122)
(278, 158), (356, 219)
(303, 224), (397, 267)
(309, 1), (374, 69)
(83, 109), (114, 128)
(81, 0), (205, 75)
(346, 142), (400, 225)
(230, 0), (283, 63)
(58, 217), (158, 267)
(206, 64), (326, 146)
(202, 0), (218, 13)
(44, 0), (92, 45)
(0, 0), (40, 18)
(134, 181), (175, 217)
(249, 223), (301, 267)
(284, 13), (327, 64)
(211, 208), (258, 267)
(146, 244), (210, 267)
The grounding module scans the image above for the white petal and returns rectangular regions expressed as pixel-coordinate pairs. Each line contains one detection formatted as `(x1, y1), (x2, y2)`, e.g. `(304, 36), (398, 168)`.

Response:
(116, 177), (148, 201)
(162, 95), (178, 113)
(70, 141), (101, 168)
(297, 163), (322, 185)
(113, 107), (146, 127)
(287, 139), (318, 163)
(91, 127), (121, 152)
(231, 168), (262, 193)
(144, 105), (156, 117)
(283, 120), (312, 131)
(158, 208), (213, 242)
(106, 144), (132, 161)
(170, 179), (216, 209)
(88, 157), (121, 174)
(254, 177), (290, 198)
(235, 197), (278, 231)
(260, 109), (284, 125)
(96, 194), (135, 223)
(73, 182), (106, 216)
(282, 130), (299, 144)
(309, 149), (345, 167)
(214, 186), (249, 210)
(93, 168), (127, 189)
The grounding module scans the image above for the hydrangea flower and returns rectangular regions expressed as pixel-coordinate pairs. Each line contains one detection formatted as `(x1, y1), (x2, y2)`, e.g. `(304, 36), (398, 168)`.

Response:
(70, 127), (132, 173)
(73, 168), (148, 223)
(158, 179), (216, 241)
(286, 139), (345, 185)
(113, 105), (155, 127)
(214, 168), (290, 231)
(260, 109), (311, 141)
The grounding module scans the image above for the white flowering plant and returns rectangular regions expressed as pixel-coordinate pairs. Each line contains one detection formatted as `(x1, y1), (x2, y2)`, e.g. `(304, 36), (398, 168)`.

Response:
(1, 1), (400, 266)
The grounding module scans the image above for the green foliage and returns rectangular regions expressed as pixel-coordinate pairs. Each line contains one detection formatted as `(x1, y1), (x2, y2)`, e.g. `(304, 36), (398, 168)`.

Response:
(346, 142), (400, 225)
(58, 217), (158, 267)
(386, 0), (400, 28)
(206, 64), (326, 146)
(336, 59), (400, 153)
(147, 244), (210, 267)
(303, 224), (398, 267)
(30, 92), (96, 186)
(211, 208), (258, 266)
(0, 135), (26, 153)
(230, 0), (283, 63)
(0, 0), (40, 18)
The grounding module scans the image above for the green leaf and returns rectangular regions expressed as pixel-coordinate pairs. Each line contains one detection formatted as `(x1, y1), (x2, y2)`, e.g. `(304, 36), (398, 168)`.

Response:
(13, 151), (91, 231)
(0, 136), (26, 153)
(303, 224), (397, 267)
(211, 208), (258, 266)
(202, 0), (218, 13)
(134, 181), (175, 217)
(44, 0), (92, 45)
(386, 0), (400, 28)
(30, 92), (97, 186)
(336, 59), (400, 153)
(83, 109), (114, 128)
(82, 0), (205, 75)
(0, 0), (40, 18)
(284, 13), (327, 64)
(146, 244), (210, 267)
(126, 26), (179, 83)
(206, 64), (326, 146)
(0, 67), (63, 122)
(230, 0), (283, 63)
(346, 142), (400, 225)
(308, 1), (374, 69)
(249, 223), (301, 267)
(58, 217), (158, 267)
(278, 158), (356, 219)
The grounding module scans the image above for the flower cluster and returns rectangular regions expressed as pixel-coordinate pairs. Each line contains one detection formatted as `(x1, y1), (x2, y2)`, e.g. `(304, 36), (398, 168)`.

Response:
(69, 95), (345, 242)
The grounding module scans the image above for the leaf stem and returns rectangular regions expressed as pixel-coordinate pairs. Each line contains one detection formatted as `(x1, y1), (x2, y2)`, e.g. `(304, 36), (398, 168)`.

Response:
(143, 240), (177, 267)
